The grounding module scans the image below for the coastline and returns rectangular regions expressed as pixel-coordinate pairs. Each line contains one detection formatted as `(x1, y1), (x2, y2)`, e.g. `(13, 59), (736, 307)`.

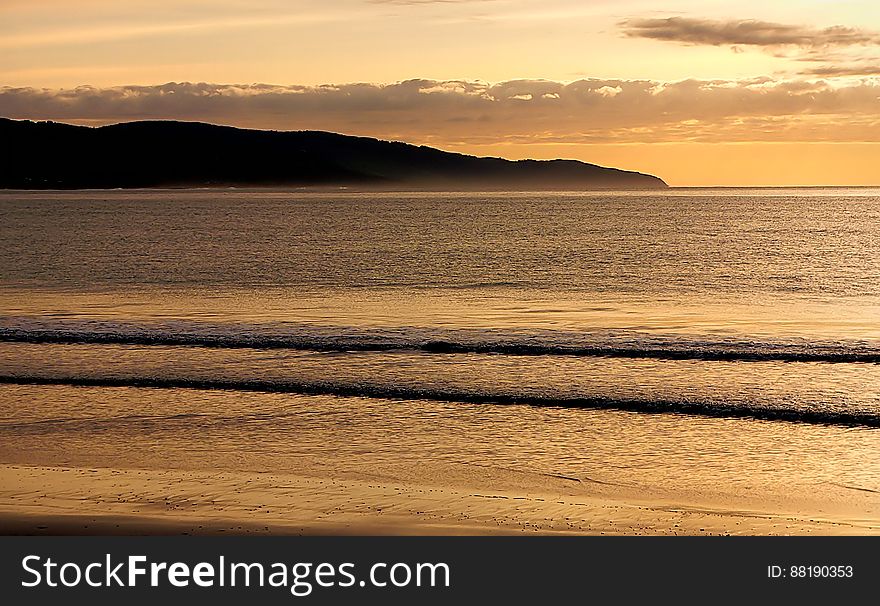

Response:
(1, 464), (875, 536)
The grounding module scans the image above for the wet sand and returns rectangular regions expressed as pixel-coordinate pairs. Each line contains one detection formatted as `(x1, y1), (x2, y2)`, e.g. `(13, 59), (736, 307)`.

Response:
(1, 464), (876, 536)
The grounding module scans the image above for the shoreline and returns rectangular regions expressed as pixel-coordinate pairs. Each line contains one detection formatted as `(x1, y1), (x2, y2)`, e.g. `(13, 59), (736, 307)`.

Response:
(1, 464), (876, 536)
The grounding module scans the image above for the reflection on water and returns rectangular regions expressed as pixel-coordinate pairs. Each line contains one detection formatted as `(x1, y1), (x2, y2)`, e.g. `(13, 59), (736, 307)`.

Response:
(1, 189), (879, 516)
(1, 343), (879, 425)
(0, 384), (877, 519)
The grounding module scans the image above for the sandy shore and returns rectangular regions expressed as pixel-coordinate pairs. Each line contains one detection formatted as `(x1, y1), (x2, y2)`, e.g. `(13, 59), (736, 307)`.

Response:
(1, 464), (876, 536)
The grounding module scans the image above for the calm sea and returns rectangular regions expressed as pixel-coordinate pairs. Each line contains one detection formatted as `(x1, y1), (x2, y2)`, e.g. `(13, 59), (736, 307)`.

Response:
(1, 188), (879, 518)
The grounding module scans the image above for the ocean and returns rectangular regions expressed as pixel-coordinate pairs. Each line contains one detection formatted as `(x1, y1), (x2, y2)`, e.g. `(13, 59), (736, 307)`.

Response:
(1, 188), (879, 523)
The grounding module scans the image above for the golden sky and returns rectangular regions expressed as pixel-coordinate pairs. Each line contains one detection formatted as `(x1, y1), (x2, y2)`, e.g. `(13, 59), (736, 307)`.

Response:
(3, 0), (880, 185)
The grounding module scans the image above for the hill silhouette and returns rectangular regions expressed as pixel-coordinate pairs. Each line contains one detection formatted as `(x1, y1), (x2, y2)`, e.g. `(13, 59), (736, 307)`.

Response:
(0, 118), (667, 190)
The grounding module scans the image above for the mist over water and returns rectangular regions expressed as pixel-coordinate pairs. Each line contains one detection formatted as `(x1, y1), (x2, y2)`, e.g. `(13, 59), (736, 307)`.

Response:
(1, 188), (879, 505)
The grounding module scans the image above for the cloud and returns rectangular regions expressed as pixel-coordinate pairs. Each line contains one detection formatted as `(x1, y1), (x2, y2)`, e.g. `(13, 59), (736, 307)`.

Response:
(621, 17), (879, 49)
(3, 77), (880, 144)
(800, 64), (880, 77)
(0, 11), (344, 49)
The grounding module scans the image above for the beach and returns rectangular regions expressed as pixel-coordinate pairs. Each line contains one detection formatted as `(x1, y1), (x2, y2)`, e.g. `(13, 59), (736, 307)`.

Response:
(2, 189), (879, 537)
(3, 463), (876, 536)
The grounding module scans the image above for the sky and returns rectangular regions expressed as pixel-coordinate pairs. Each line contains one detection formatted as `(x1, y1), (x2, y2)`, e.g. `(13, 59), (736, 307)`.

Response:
(3, 0), (880, 185)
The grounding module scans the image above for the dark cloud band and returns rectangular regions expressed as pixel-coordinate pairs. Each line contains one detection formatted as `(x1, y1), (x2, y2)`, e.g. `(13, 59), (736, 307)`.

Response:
(2, 78), (880, 143)
(621, 17), (878, 49)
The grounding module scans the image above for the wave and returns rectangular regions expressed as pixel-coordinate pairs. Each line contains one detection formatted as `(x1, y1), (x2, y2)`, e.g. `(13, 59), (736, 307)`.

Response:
(2, 327), (880, 363)
(1, 374), (878, 428)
